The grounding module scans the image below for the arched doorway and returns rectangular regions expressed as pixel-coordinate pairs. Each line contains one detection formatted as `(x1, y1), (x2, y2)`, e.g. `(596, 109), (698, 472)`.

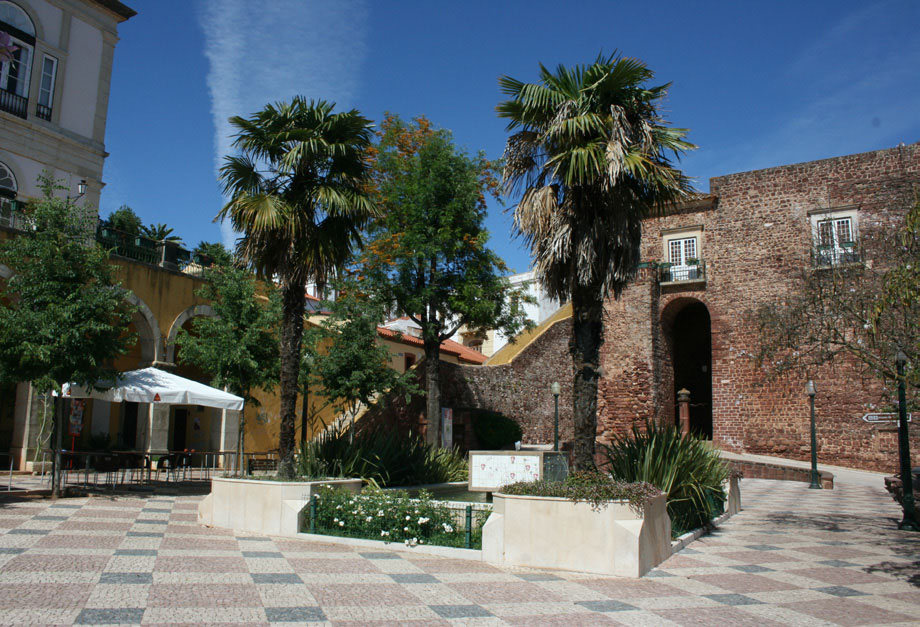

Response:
(666, 300), (712, 438)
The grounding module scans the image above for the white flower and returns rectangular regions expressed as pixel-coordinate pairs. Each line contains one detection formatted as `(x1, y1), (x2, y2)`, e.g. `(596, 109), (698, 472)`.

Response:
(333, 517), (338, 523)
(380, 530), (390, 537)
(338, 521), (344, 527)
(377, 510), (384, 516)
(418, 517), (429, 524)
(442, 523), (453, 533)
(366, 516), (373, 522)
(336, 505), (342, 510)
(404, 526), (409, 532)
(405, 515), (411, 521)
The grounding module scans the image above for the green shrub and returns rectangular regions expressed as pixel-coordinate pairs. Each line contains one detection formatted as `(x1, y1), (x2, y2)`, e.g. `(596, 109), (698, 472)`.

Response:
(601, 421), (730, 536)
(472, 409), (522, 449)
(296, 425), (467, 486)
(501, 471), (661, 514)
(307, 485), (490, 548)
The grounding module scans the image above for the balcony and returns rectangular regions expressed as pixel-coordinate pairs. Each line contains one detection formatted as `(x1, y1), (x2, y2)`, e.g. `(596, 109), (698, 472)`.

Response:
(35, 103), (51, 121)
(813, 242), (860, 267)
(0, 88), (27, 119)
(659, 260), (706, 286)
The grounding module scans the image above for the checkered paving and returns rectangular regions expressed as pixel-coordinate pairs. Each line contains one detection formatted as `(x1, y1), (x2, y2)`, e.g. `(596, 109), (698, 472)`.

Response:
(0, 478), (917, 625)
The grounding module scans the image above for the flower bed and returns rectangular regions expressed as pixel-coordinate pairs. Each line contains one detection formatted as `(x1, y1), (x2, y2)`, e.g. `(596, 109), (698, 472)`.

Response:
(305, 485), (491, 549)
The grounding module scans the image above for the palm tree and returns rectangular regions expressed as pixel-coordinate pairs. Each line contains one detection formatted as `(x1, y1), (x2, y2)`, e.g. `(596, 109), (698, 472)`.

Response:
(218, 97), (375, 475)
(497, 53), (696, 471)
(142, 222), (183, 245)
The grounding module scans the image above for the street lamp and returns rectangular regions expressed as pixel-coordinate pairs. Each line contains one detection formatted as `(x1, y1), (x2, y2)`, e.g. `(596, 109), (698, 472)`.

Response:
(806, 379), (821, 489)
(67, 179), (87, 203)
(895, 350), (918, 531)
(551, 381), (561, 451)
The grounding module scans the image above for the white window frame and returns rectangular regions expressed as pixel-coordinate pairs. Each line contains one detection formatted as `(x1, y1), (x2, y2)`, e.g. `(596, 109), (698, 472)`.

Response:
(662, 226), (704, 283)
(809, 208), (859, 266)
(37, 53), (55, 108)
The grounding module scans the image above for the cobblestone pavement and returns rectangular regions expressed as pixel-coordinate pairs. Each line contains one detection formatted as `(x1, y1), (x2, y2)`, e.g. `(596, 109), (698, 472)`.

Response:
(0, 478), (917, 625)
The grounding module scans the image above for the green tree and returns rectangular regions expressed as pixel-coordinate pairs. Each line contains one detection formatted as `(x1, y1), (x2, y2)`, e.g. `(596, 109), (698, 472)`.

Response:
(362, 115), (530, 446)
(175, 264), (281, 473)
(217, 97), (376, 476)
(497, 54), (695, 470)
(0, 174), (134, 496)
(106, 205), (142, 235)
(141, 222), (183, 245)
(755, 196), (920, 404)
(309, 283), (417, 443)
(193, 241), (233, 267)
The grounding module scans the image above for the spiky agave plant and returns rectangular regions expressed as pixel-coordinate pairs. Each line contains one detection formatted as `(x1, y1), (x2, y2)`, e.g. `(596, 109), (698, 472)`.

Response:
(601, 420), (729, 535)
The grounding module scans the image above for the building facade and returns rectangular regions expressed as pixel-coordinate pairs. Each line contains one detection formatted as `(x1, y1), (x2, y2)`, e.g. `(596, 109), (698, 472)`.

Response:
(0, 0), (134, 211)
(596, 142), (919, 472)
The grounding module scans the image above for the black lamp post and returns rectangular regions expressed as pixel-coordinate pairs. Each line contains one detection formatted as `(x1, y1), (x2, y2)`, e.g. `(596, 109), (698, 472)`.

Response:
(806, 380), (821, 489)
(551, 381), (561, 452)
(896, 350), (919, 531)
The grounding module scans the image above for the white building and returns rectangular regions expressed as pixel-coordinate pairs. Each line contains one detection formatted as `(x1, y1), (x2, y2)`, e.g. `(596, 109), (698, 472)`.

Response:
(0, 0), (134, 213)
(456, 270), (562, 357)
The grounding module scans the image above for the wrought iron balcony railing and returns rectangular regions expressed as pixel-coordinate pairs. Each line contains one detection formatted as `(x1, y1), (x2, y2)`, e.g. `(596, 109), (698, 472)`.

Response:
(35, 103), (52, 121)
(0, 88), (28, 119)
(0, 198), (28, 230)
(660, 260), (706, 284)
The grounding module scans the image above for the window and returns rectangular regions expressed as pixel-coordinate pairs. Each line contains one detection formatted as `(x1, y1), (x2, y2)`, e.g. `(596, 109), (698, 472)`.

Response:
(661, 226), (705, 283)
(36, 53), (55, 120)
(0, 1), (35, 118)
(0, 160), (21, 229)
(810, 209), (859, 266)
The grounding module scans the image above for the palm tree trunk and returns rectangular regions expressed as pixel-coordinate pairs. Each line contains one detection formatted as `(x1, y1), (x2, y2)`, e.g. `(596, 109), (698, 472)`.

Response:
(278, 281), (305, 477)
(424, 340), (441, 447)
(570, 286), (604, 471)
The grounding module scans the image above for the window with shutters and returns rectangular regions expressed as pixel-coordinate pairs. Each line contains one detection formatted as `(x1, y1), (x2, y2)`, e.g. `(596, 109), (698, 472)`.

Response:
(810, 209), (859, 266)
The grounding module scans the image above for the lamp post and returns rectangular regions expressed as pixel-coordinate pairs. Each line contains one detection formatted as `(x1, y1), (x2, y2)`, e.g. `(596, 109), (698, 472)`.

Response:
(806, 380), (821, 489)
(896, 351), (918, 531)
(551, 381), (561, 452)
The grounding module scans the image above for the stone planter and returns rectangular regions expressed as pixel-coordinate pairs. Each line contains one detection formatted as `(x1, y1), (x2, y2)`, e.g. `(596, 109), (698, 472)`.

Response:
(198, 477), (361, 537)
(482, 492), (670, 577)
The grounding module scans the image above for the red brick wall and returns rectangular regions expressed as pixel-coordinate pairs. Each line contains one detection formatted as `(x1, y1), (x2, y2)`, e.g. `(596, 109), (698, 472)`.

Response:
(598, 142), (920, 473)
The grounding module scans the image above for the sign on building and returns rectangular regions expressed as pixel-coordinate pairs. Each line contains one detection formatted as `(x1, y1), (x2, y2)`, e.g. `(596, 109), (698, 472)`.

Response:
(862, 413), (912, 424)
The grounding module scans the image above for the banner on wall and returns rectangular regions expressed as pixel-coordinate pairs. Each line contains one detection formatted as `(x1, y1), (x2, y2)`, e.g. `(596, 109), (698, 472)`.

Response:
(441, 407), (453, 449)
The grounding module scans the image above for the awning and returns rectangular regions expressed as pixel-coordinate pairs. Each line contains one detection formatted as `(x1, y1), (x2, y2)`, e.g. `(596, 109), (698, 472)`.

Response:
(61, 367), (244, 411)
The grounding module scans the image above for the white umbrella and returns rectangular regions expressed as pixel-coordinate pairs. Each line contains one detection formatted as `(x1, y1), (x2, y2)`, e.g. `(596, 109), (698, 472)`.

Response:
(61, 367), (244, 411)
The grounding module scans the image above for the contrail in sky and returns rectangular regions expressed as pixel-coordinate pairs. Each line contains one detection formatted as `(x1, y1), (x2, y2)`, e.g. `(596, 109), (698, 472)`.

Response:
(199, 0), (369, 246)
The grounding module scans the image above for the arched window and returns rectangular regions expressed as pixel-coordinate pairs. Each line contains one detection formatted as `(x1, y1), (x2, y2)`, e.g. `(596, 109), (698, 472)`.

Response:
(0, 161), (16, 199)
(0, 1), (35, 118)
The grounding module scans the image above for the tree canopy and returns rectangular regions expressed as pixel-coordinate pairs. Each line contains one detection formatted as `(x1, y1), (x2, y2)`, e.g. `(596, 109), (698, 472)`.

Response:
(361, 114), (529, 444)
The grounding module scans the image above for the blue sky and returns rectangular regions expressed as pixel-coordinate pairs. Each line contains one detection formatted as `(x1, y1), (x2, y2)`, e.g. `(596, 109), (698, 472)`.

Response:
(100, 0), (920, 274)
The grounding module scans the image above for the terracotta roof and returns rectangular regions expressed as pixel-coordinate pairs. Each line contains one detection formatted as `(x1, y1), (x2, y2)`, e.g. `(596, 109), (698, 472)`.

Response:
(376, 327), (487, 365)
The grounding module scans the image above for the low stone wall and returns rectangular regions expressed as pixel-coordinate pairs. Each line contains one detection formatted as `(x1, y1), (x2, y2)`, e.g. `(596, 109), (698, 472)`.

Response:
(197, 477), (361, 537)
(730, 460), (834, 489)
(482, 493), (671, 577)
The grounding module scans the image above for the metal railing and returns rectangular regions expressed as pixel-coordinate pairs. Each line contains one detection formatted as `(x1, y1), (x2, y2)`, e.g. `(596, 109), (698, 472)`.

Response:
(35, 103), (52, 121)
(660, 260), (706, 284)
(814, 243), (860, 267)
(95, 223), (212, 275)
(0, 88), (27, 119)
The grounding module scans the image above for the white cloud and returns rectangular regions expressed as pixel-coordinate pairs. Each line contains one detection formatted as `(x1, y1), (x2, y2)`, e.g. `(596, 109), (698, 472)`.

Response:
(199, 0), (369, 246)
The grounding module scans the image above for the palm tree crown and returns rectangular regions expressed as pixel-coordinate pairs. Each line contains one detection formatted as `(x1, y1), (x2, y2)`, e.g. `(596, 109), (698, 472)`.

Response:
(218, 97), (376, 288)
(497, 53), (696, 302)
